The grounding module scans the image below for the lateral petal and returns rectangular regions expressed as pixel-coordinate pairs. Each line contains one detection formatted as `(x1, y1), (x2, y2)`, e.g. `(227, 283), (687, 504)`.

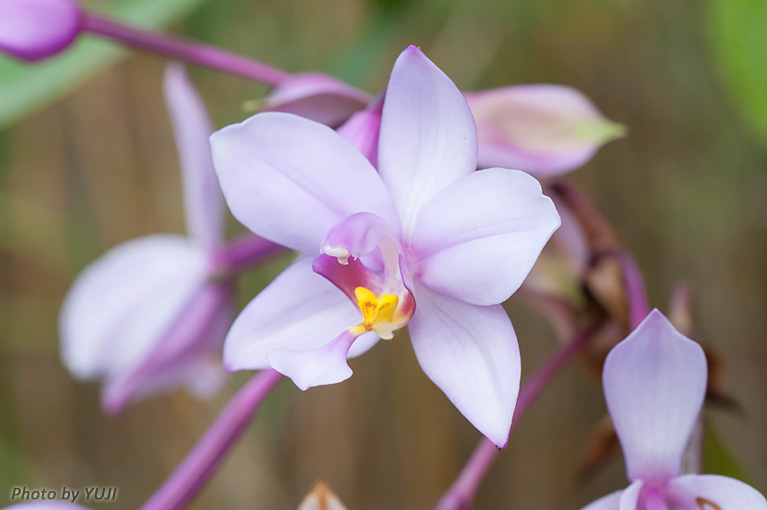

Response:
(60, 235), (208, 381)
(101, 281), (234, 413)
(212, 112), (398, 253)
(603, 310), (707, 483)
(408, 283), (519, 448)
(619, 481), (643, 510)
(223, 258), (377, 371)
(580, 491), (622, 510)
(412, 167), (560, 306)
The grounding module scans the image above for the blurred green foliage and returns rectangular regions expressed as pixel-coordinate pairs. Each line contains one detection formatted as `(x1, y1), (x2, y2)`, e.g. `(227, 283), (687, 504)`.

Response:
(708, 0), (767, 146)
(0, 0), (212, 129)
(704, 420), (751, 483)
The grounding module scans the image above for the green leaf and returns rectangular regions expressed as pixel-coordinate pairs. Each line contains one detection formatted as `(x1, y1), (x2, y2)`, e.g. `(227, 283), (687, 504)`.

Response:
(708, 0), (767, 145)
(0, 0), (211, 129)
(703, 420), (751, 483)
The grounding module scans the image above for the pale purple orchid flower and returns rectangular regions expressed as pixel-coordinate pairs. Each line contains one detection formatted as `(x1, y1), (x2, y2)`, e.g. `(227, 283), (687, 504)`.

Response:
(466, 85), (625, 176)
(0, 0), (82, 61)
(583, 310), (767, 510)
(212, 45), (561, 447)
(59, 64), (233, 414)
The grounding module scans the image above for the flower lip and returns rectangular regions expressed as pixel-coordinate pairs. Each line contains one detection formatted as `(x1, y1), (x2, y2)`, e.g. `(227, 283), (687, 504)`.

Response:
(313, 211), (416, 337)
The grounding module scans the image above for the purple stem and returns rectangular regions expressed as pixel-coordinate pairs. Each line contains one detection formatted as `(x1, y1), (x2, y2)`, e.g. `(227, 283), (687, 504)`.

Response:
(212, 233), (287, 276)
(595, 248), (650, 330)
(81, 13), (290, 86)
(548, 181), (650, 330)
(435, 319), (606, 510)
(141, 369), (284, 510)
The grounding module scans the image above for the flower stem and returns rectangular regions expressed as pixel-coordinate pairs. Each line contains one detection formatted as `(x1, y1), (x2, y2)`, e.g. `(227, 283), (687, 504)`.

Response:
(549, 180), (651, 331)
(81, 12), (290, 86)
(141, 370), (284, 510)
(595, 248), (650, 330)
(434, 318), (606, 510)
(212, 233), (286, 276)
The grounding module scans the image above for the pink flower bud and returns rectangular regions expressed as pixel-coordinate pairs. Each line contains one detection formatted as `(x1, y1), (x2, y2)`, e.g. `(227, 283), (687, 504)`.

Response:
(466, 84), (625, 177)
(297, 480), (348, 510)
(261, 72), (372, 127)
(0, 0), (82, 61)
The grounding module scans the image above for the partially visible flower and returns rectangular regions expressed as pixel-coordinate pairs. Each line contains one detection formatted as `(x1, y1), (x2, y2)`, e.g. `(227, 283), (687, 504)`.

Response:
(297, 480), (348, 510)
(582, 310), (767, 510)
(0, 0), (82, 61)
(60, 64), (233, 414)
(260, 72), (373, 127)
(212, 45), (560, 447)
(463, 85), (624, 176)
(3, 504), (91, 510)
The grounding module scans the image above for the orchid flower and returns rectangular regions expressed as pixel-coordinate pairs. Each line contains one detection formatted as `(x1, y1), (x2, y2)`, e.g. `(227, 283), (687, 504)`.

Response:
(59, 64), (233, 414)
(582, 310), (767, 510)
(0, 0), (82, 61)
(212, 45), (560, 447)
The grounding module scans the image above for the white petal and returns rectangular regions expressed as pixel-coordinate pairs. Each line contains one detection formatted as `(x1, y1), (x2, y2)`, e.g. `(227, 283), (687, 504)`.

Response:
(100, 282), (234, 413)
(408, 282), (519, 447)
(412, 168), (560, 305)
(603, 310), (707, 482)
(60, 235), (207, 380)
(212, 112), (398, 254)
(267, 329), (357, 391)
(580, 491), (622, 510)
(619, 481), (643, 510)
(669, 474), (767, 510)
(164, 64), (223, 250)
(377, 46), (477, 238)
(223, 257), (377, 371)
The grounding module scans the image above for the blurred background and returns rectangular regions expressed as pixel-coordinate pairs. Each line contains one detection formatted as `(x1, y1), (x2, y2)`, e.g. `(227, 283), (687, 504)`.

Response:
(1, 0), (766, 508)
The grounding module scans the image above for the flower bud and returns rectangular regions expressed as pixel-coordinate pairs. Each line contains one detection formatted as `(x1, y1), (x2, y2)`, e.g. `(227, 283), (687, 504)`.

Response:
(297, 480), (348, 510)
(0, 0), (82, 61)
(261, 72), (372, 127)
(466, 84), (625, 176)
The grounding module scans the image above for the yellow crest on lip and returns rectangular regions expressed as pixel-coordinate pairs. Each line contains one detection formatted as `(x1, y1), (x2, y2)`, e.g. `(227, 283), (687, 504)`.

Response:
(351, 287), (399, 339)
